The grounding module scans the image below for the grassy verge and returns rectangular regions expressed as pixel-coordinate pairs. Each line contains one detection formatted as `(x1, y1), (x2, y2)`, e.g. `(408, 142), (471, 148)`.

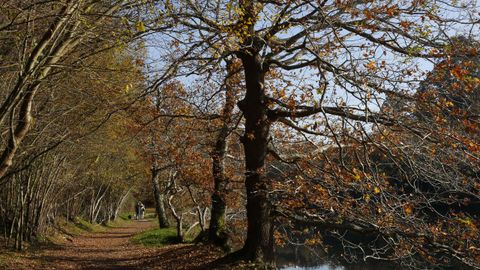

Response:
(49, 213), (134, 242)
(0, 251), (21, 268)
(72, 217), (108, 233)
(39, 217), (107, 244)
(131, 227), (179, 247)
(0, 212), (137, 269)
(0, 254), (6, 268)
(132, 223), (204, 248)
(104, 212), (135, 228)
(118, 212), (135, 221)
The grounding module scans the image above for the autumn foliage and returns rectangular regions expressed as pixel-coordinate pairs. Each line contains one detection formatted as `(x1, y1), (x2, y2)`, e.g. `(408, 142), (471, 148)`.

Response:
(1, 1), (479, 269)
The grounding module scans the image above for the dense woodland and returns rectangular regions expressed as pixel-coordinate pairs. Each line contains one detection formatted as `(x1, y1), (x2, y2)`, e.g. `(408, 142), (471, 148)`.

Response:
(0, 0), (479, 269)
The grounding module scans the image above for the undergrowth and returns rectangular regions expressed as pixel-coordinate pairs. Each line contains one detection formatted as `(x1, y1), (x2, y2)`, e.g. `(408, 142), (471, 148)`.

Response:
(131, 227), (179, 247)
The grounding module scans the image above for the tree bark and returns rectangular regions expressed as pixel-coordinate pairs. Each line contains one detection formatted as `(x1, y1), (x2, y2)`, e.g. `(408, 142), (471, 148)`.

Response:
(113, 188), (131, 221)
(237, 51), (274, 264)
(187, 185), (207, 232)
(209, 59), (237, 245)
(151, 166), (170, 228)
(168, 194), (184, 242)
(0, 91), (34, 179)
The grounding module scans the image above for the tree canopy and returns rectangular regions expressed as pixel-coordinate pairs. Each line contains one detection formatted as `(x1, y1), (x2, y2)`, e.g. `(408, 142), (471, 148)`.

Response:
(1, 1), (479, 269)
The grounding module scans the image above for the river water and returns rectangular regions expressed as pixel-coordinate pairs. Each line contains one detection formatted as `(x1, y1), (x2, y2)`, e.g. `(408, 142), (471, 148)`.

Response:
(276, 244), (397, 270)
(281, 265), (344, 270)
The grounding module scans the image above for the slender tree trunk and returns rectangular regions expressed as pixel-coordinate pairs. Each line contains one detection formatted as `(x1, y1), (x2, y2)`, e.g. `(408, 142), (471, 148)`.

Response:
(113, 189), (131, 221)
(187, 185), (207, 232)
(92, 187), (107, 224)
(0, 91), (35, 179)
(176, 216), (183, 242)
(209, 59), (238, 245)
(237, 52), (274, 264)
(89, 189), (95, 223)
(0, 1), (81, 180)
(209, 117), (229, 243)
(151, 163), (170, 228)
(168, 194), (184, 242)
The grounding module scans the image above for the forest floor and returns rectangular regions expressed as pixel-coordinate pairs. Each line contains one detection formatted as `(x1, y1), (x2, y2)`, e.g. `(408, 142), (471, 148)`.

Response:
(0, 218), (227, 270)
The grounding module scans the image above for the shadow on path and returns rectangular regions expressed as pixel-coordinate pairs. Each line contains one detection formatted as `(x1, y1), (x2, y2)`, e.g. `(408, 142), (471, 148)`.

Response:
(16, 219), (222, 270)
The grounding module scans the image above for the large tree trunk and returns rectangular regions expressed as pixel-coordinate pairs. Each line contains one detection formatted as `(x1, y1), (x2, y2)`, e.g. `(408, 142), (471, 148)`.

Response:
(209, 59), (237, 245)
(237, 52), (274, 264)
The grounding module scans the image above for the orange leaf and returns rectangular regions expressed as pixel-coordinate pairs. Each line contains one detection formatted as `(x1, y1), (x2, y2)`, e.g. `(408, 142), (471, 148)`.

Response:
(365, 61), (377, 72)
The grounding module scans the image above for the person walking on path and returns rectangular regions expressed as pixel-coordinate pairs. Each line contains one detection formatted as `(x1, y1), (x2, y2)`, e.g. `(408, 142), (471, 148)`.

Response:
(135, 201), (140, 220)
(139, 202), (145, 219)
(135, 201), (145, 220)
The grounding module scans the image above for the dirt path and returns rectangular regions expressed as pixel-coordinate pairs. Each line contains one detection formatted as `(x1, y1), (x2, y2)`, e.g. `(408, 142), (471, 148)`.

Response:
(8, 220), (222, 270)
